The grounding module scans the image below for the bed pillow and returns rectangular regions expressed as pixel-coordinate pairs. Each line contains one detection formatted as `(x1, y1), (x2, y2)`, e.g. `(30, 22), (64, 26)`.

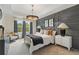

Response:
(40, 29), (44, 34)
(48, 30), (53, 36)
(44, 30), (48, 35)
(52, 31), (56, 36)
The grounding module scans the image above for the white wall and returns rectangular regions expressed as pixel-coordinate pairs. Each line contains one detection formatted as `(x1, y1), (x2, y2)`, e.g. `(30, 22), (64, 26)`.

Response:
(2, 15), (14, 34)
(0, 20), (2, 25)
(0, 5), (15, 35)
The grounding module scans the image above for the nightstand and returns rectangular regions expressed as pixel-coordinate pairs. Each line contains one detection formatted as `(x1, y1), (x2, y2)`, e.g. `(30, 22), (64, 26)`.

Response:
(55, 35), (72, 50)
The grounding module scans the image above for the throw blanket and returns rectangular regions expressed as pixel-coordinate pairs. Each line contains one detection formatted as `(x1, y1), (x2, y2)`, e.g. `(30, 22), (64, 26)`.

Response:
(26, 34), (43, 46)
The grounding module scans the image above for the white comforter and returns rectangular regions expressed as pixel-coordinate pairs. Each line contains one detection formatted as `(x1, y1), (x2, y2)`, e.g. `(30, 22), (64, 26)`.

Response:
(34, 32), (54, 44)
(24, 32), (54, 54)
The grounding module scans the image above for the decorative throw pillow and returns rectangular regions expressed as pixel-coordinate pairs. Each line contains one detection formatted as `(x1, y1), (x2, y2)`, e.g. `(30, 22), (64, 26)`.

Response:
(44, 30), (48, 35)
(48, 30), (53, 36)
(53, 31), (56, 36)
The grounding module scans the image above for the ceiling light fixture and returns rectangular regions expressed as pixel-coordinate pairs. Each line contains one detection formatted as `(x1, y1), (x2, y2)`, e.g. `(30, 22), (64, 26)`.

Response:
(26, 5), (39, 21)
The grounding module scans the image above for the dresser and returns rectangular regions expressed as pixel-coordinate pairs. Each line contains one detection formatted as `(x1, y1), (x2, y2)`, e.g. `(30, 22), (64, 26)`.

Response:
(55, 35), (72, 50)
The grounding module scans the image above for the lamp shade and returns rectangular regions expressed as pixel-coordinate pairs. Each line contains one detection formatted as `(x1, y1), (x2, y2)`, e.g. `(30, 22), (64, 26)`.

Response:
(37, 26), (41, 29)
(57, 23), (69, 29)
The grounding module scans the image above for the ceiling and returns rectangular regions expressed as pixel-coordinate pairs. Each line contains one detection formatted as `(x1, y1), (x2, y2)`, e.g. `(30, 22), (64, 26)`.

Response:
(0, 4), (76, 19)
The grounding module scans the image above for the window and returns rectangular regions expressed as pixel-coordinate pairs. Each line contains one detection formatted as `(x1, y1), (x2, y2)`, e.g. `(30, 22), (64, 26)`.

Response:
(17, 20), (30, 35)
(49, 19), (53, 27)
(26, 21), (30, 34)
(45, 20), (48, 27)
(17, 20), (23, 32)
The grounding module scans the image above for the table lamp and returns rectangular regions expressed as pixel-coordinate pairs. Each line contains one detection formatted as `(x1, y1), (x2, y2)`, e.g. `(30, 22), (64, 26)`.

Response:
(57, 23), (69, 36)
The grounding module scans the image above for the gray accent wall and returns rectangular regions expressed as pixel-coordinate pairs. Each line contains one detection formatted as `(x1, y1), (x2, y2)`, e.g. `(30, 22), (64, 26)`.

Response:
(36, 5), (79, 49)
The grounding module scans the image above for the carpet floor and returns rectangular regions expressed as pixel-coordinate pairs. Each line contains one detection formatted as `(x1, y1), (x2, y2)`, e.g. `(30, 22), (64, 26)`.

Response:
(7, 39), (30, 55)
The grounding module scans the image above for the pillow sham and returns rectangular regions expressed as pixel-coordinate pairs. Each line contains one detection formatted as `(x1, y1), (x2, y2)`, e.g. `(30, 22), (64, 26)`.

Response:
(52, 31), (56, 36)
(48, 30), (53, 36)
(44, 30), (48, 35)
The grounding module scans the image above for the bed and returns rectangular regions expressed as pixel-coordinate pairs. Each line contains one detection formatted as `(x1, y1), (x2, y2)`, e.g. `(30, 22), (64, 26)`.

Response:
(24, 31), (56, 54)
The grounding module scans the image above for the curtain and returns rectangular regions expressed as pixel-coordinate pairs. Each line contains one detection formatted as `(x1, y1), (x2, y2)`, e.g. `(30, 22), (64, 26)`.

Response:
(22, 21), (26, 38)
(30, 22), (33, 34)
(14, 20), (18, 32)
